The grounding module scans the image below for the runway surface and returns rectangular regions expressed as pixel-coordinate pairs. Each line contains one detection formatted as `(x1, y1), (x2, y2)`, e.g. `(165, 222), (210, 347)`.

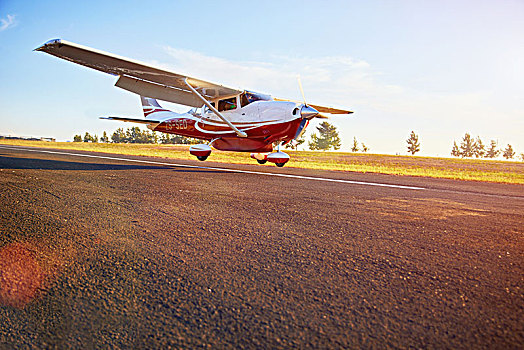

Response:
(0, 145), (523, 348)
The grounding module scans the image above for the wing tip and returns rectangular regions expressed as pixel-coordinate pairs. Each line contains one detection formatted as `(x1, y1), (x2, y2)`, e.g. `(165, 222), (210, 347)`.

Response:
(34, 38), (62, 51)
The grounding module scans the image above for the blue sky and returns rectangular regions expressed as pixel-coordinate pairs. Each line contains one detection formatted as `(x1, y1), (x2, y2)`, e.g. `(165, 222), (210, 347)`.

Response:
(1, 0), (523, 157)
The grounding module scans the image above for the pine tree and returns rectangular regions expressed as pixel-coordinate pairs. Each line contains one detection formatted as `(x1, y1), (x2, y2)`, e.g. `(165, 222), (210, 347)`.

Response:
(459, 133), (474, 158)
(486, 140), (500, 158)
(308, 122), (341, 151)
(100, 131), (109, 143)
(84, 132), (93, 143)
(473, 136), (485, 158)
(503, 144), (515, 159)
(351, 137), (359, 152)
(111, 128), (126, 143)
(451, 141), (460, 157)
(406, 131), (420, 155)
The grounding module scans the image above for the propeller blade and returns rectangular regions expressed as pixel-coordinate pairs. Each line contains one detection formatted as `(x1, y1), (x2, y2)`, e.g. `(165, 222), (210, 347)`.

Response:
(297, 75), (307, 106)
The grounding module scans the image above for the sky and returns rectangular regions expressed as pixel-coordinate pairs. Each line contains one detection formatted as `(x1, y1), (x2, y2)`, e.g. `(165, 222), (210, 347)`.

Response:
(1, 0), (523, 157)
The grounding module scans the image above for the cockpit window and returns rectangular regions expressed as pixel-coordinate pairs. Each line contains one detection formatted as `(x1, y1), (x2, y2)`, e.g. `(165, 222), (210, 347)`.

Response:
(218, 97), (237, 111)
(240, 91), (271, 107)
(240, 93), (249, 108)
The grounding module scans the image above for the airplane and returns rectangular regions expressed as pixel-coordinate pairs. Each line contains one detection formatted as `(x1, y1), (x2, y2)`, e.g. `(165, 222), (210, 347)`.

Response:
(35, 39), (353, 167)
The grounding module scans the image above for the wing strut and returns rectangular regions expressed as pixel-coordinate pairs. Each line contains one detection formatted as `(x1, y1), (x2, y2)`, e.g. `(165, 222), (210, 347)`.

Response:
(184, 78), (247, 138)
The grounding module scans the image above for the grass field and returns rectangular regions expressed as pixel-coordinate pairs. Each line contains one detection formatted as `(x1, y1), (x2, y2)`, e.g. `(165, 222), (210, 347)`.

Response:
(1, 139), (523, 184)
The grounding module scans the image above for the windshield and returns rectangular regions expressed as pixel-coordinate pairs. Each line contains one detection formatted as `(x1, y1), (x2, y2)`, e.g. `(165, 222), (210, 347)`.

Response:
(240, 91), (271, 107)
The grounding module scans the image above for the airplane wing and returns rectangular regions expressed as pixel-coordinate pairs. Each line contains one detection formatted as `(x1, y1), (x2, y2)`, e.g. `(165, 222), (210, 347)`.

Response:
(36, 39), (353, 116)
(273, 98), (353, 115)
(35, 39), (242, 107)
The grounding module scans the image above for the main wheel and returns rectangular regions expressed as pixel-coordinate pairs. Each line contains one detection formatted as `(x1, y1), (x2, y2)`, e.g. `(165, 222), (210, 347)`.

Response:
(257, 159), (267, 164)
(196, 156), (208, 161)
(275, 162), (286, 167)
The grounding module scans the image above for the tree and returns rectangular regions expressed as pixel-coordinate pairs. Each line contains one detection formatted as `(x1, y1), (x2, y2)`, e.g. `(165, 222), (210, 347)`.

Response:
(473, 136), (485, 158)
(308, 122), (341, 151)
(486, 140), (500, 158)
(84, 132), (93, 143)
(100, 131), (109, 143)
(459, 133), (474, 158)
(519, 153), (524, 162)
(126, 127), (142, 143)
(73, 134), (82, 142)
(361, 143), (369, 152)
(451, 141), (460, 157)
(112, 128), (126, 143)
(406, 131), (420, 155)
(351, 137), (359, 152)
(503, 144), (515, 159)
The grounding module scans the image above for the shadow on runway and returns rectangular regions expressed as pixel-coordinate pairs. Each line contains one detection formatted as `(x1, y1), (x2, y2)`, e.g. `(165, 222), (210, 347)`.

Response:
(0, 155), (224, 173)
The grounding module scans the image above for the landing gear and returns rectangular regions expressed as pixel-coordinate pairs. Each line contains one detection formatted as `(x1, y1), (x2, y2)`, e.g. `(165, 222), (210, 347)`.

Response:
(252, 146), (290, 167)
(251, 153), (268, 164)
(189, 144), (212, 161)
(267, 151), (290, 167)
(266, 142), (290, 167)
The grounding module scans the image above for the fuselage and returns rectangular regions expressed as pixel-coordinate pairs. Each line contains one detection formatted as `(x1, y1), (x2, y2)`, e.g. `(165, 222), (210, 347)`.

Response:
(147, 99), (307, 152)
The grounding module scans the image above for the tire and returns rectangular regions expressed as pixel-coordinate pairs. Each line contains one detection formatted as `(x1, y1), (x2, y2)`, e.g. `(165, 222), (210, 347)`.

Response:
(257, 159), (267, 164)
(275, 162), (285, 167)
(196, 156), (208, 161)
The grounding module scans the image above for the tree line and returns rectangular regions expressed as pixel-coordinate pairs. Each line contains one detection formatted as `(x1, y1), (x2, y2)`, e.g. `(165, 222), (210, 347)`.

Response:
(450, 133), (517, 160)
(74, 127), (199, 145)
(73, 125), (523, 160)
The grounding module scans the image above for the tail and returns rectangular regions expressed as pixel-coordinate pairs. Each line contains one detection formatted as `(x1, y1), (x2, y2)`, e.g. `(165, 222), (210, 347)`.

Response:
(140, 96), (171, 118)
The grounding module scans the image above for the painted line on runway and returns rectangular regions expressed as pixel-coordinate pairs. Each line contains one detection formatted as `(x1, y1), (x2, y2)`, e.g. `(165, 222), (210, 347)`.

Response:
(0, 145), (427, 190)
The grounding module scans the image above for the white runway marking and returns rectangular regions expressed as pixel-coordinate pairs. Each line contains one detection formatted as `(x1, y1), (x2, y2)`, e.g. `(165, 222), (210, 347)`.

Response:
(1, 145), (425, 190)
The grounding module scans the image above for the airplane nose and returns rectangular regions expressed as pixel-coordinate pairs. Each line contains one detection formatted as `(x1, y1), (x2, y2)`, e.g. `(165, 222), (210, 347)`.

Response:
(300, 105), (319, 119)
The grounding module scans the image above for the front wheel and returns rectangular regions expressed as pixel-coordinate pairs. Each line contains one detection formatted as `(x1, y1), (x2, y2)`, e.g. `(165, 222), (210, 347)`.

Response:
(197, 156), (208, 161)
(257, 159), (267, 164)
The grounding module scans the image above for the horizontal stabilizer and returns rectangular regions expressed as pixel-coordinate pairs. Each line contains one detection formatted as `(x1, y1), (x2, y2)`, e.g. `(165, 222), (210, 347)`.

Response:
(100, 116), (160, 124)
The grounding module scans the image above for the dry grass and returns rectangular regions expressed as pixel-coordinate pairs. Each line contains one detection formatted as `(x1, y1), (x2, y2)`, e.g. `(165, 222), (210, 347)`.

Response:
(1, 139), (523, 184)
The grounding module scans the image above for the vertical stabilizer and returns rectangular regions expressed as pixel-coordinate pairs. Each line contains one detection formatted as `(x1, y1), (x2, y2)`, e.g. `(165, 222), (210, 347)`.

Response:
(140, 96), (162, 108)
(140, 96), (170, 118)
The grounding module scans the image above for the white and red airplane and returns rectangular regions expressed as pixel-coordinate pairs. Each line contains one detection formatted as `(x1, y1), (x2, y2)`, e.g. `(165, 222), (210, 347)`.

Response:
(36, 39), (352, 167)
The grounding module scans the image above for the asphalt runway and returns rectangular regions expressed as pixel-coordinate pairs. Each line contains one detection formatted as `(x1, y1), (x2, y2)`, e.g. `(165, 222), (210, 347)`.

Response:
(0, 145), (523, 348)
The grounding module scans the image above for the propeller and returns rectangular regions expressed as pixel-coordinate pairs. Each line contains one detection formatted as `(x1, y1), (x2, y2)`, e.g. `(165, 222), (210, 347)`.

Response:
(297, 75), (321, 120)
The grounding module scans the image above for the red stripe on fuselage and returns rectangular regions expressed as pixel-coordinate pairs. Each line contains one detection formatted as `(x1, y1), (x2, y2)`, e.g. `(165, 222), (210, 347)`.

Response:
(153, 117), (303, 151)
